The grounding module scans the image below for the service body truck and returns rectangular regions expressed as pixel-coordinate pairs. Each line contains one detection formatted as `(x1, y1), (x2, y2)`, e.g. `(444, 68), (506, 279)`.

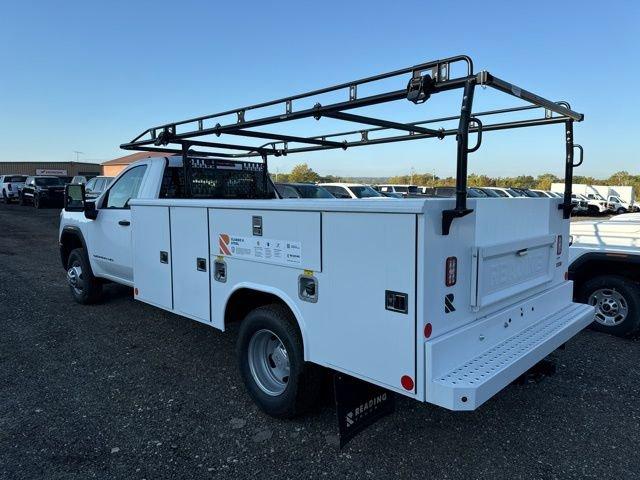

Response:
(59, 57), (593, 427)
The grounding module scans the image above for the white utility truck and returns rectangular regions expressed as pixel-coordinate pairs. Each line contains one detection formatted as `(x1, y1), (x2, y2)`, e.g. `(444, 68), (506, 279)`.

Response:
(552, 183), (638, 214)
(60, 57), (593, 436)
(569, 217), (640, 336)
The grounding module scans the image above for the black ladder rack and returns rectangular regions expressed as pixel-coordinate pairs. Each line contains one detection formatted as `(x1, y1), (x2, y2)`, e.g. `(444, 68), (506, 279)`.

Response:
(120, 54), (584, 235)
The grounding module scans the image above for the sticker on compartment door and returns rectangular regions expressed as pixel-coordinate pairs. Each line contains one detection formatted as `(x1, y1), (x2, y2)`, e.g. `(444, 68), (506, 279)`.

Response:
(219, 233), (301, 265)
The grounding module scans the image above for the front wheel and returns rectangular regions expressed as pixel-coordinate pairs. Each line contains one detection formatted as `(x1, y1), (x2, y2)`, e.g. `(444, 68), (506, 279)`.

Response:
(578, 275), (640, 337)
(236, 304), (322, 418)
(67, 248), (102, 304)
(34, 194), (42, 209)
(616, 207), (626, 215)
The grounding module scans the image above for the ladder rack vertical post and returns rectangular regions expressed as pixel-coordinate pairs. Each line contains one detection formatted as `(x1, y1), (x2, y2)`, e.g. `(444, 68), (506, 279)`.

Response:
(561, 120), (575, 219)
(454, 78), (476, 213)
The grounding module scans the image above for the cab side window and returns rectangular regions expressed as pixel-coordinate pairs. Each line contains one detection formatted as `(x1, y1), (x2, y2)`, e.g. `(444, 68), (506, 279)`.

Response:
(325, 186), (351, 199)
(104, 166), (147, 209)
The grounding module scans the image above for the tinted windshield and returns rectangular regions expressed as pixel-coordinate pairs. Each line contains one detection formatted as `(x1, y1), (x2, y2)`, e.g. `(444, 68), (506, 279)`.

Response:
(506, 188), (523, 197)
(35, 177), (63, 186)
(478, 188), (499, 197)
(294, 184), (334, 198)
(6, 176), (26, 182)
(349, 186), (382, 198)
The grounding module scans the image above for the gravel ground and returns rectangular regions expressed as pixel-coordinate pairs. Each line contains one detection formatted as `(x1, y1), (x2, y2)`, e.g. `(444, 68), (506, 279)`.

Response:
(1, 203), (639, 480)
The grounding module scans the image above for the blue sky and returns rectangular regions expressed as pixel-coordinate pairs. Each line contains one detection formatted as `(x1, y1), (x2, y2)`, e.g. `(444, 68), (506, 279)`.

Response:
(0, 0), (638, 178)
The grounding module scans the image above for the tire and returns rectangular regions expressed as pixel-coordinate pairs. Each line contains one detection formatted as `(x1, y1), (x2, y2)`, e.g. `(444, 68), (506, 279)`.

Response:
(578, 275), (640, 337)
(66, 248), (102, 304)
(34, 194), (42, 209)
(616, 207), (626, 215)
(236, 304), (322, 418)
(1, 190), (7, 204)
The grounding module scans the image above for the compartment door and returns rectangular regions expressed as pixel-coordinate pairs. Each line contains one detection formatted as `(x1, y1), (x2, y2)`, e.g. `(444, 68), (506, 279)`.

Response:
(170, 207), (211, 322)
(318, 213), (416, 393)
(131, 206), (172, 310)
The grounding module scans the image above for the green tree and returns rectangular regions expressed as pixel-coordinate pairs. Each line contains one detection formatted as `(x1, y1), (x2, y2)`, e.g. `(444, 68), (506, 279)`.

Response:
(288, 163), (320, 183)
(535, 173), (559, 191)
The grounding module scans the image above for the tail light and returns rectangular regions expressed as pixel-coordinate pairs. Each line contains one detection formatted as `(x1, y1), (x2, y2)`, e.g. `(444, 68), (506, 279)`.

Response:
(445, 256), (457, 286)
(556, 235), (562, 256)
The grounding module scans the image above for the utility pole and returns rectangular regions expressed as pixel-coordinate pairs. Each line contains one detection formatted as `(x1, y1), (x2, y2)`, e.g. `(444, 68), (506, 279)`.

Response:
(410, 166), (415, 185)
(73, 151), (84, 162)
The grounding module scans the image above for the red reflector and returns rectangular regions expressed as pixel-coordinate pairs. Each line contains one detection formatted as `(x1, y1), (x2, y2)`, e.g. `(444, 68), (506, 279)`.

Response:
(401, 375), (414, 391)
(557, 235), (563, 256)
(134, 287), (139, 296)
(445, 256), (457, 287)
(424, 323), (433, 338)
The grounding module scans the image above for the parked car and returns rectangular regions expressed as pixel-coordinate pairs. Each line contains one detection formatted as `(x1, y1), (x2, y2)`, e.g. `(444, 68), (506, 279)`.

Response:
(71, 175), (88, 185)
(84, 176), (114, 199)
(606, 194), (635, 214)
(20, 176), (66, 208)
(481, 187), (524, 198)
(375, 184), (420, 197)
(475, 187), (502, 197)
(274, 182), (334, 199)
(570, 194), (589, 215)
(319, 183), (388, 199)
(530, 189), (560, 198)
(570, 217), (640, 336)
(379, 191), (404, 198)
(431, 186), (487, 198)
(0, 175), (27, 203)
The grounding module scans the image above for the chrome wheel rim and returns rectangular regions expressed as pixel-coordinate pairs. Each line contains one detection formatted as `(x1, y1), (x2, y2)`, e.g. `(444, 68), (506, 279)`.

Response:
(248, 329), (290, 396)
(588, 288), (628, 326)
(67, 263), (84, 295)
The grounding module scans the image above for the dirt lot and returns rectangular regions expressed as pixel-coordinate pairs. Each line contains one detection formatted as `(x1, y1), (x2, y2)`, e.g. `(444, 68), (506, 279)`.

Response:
(1, 203), (639, 480)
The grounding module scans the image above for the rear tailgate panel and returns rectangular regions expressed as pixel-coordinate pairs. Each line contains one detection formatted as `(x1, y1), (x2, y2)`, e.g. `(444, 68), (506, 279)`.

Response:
(471, 235), (556, 309)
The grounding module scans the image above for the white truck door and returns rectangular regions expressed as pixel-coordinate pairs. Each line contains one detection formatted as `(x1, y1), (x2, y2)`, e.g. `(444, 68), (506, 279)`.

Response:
(91, 165), (148, 282)
(170, 207), (211, 323)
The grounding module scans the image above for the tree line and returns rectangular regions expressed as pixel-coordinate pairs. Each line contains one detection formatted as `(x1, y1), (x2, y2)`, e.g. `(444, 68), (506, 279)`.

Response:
(271, 164), (640, 192)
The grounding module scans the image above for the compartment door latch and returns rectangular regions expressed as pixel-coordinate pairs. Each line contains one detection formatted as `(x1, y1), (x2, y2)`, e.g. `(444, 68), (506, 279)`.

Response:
(385, 290), (408, 314)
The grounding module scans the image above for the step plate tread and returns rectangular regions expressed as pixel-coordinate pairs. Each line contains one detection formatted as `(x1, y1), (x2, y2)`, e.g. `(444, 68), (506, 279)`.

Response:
(434, 303), (590, 388)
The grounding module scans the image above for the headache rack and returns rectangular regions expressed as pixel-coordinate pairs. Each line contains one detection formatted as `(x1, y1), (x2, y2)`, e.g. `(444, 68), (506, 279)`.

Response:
(120, 55), (584, 234)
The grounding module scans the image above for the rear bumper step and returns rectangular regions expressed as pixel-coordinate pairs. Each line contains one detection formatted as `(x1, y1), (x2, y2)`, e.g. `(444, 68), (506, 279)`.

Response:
(426, 301), (593, 410)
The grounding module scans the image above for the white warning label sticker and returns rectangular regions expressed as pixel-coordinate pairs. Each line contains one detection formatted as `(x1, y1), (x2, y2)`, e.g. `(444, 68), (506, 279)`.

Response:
(218, 234), (302, 265)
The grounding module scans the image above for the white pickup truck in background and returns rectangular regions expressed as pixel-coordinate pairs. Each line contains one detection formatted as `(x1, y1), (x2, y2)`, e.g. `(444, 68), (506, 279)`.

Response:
(570, 216), (640, 336)
(58, 57), (593, 439)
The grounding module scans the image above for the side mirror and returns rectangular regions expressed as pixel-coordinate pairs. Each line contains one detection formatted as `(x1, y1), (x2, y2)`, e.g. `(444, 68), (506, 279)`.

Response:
(64, 184), (85, 212)
(64, 184), (98, 220)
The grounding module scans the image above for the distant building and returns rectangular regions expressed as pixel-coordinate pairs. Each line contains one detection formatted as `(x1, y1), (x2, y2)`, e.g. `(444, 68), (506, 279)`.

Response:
(101, 151), (168, 176)
(0, 161), (101, 177)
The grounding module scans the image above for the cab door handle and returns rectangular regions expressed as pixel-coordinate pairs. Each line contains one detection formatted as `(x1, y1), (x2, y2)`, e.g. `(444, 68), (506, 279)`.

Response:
(118, 220), (130, 226)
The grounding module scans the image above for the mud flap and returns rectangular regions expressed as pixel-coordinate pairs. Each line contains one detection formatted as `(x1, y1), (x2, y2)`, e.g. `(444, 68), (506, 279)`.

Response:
(334, 373), (395, 448)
